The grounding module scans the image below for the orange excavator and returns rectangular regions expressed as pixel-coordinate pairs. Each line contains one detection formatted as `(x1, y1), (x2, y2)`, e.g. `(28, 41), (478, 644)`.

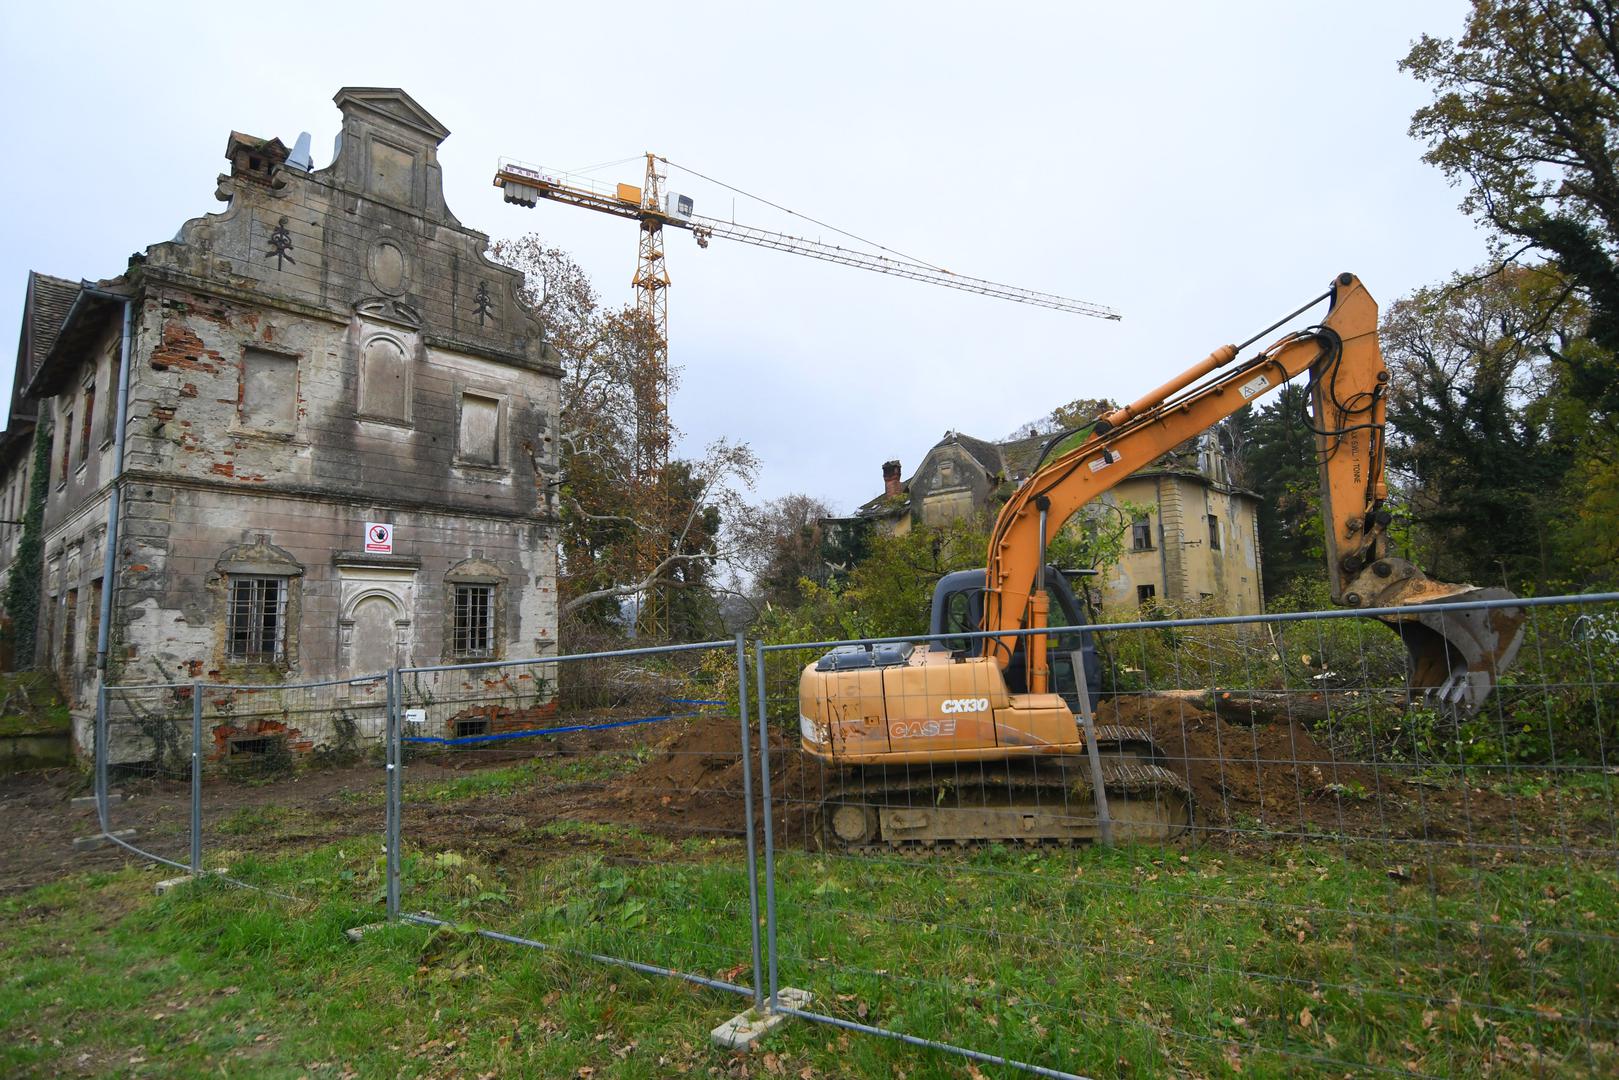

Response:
(798, 273), (1526, 849)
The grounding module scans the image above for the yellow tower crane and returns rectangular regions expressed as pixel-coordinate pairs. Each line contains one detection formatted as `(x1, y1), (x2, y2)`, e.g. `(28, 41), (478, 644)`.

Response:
(494, 153), (1119, 636)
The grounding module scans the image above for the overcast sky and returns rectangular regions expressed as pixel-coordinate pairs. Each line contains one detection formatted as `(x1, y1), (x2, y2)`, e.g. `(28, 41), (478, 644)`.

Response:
(0, 1), (1484, 514)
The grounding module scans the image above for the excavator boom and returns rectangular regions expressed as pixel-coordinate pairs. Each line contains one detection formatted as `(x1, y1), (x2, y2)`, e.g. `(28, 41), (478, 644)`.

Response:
(982, 273), (1524, 710)
(796, 273), (1525, 852)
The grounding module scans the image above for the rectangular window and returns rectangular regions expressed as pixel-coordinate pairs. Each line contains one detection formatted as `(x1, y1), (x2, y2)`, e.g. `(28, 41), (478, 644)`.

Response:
(102, 369), (118, 445)
(1130, 515), (1153, 551)
(1136, 584), (1156, 606)
(453, 584), (495, 659)
(79, 384), (95, 463)
(62, 589), (78, 670)
(240, 349), (298, 434)
(60, 411), (73, 480)
(227, 575), (288, 662)
(457, 393), (501, 466)
(86, 579), (102, 664)
(1207, 513), (1221, 550)
(43, 592), (56, 670)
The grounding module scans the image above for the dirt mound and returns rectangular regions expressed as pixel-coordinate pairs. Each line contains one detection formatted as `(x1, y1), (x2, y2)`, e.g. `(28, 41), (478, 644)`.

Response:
(1099, 695), (1379, 827)
(581, 696), (1390, 844)
(578, 715), (825, 845)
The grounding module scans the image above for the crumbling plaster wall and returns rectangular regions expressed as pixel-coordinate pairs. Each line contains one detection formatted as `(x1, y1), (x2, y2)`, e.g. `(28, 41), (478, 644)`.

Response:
(60, 88), (563, 757)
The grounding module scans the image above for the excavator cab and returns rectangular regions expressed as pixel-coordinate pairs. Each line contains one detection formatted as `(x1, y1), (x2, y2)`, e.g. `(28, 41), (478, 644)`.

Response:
(929, 566), (1102, 712)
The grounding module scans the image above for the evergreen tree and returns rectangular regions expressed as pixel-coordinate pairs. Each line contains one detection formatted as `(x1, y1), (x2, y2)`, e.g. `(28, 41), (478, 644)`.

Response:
(1238, 386), (1323, 599)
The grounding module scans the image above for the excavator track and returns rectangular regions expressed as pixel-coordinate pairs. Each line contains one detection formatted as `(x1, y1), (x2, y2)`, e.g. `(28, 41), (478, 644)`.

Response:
(815, 725), (1192, 852)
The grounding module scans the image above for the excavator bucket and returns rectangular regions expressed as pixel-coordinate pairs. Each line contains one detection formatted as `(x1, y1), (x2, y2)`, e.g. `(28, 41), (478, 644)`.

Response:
(1377, 586), (1526, 713)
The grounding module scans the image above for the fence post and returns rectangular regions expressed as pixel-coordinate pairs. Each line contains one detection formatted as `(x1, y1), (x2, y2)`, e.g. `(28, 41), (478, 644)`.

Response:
(94, 682), (109, 834)
(190, 681), (203, 874)
(753, 644), (780, 1010)
(1070, 644), (1113, 846)
(735, 633), (765, 1011)
(385, 667), (401, 920)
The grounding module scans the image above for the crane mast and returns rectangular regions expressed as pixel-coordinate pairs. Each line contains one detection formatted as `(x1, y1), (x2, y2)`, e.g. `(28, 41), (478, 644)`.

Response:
(630, 154), (673, 637)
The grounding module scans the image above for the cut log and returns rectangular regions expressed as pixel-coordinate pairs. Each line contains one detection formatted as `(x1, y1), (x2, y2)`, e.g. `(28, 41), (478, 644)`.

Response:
(1153, 688), (1400, 726)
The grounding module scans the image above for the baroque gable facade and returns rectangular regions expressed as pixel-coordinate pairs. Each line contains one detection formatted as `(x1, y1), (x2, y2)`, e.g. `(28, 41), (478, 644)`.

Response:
(1, 88), (561, 758)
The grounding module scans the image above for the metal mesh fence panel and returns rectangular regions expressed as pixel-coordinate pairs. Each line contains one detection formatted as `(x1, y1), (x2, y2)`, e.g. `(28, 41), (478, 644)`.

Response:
(97, 674), (389, 898)
(101, 681), (199, 869)
(758, 594), (1619, 1078)
(393, 639), (764, 1002)
(196, 675), (389, 896)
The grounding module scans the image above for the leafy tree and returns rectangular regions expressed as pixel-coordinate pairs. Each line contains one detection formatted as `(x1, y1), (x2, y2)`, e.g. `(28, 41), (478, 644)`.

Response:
(1381, 264), (1584, 588)
(1403, 0), (1619, 417)
(841, 516), (994, 638)
(735, 493), (836, 610)
(1004, 397), (1119, 441)
(2, 423), (52, 668)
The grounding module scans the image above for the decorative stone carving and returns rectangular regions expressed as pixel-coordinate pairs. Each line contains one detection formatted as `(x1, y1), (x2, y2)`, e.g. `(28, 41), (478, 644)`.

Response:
(353, 297), (422, 330)
(367, 238), (408, 296)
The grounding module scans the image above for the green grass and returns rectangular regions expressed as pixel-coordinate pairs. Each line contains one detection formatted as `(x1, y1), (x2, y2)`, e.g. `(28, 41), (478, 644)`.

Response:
(5, 781), (1616, 1077)
(333, 750), (652, 808)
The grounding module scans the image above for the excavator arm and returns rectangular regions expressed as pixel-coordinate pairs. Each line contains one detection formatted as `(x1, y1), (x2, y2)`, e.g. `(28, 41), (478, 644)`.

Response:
(983, 273), (1524, 710)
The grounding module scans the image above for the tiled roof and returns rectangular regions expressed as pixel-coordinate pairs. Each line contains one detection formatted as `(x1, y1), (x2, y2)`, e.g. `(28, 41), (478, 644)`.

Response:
(945, 432), (1004, 476)
(997, 433), (1050, 480)
(25, 272), (79, 378)
(858, 425), (1253, 514)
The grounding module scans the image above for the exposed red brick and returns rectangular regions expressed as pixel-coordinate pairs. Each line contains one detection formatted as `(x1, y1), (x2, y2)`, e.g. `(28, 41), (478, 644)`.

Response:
(209, 717), (311, 760)
(179, 383), (199, 398)
(150, 320), (223, 374)
(209, 462), (235, 478)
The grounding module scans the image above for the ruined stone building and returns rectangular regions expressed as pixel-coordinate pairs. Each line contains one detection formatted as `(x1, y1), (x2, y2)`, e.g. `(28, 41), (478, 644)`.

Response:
(839, 427), (1264, 615)
(0, 88), (560, 755)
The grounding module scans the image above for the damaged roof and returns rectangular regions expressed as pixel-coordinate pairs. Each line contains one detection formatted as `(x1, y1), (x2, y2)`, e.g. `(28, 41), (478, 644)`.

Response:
(857, 423), (1255, 519)
(17, 272), (78, 387)
(24, 275), (133, 399)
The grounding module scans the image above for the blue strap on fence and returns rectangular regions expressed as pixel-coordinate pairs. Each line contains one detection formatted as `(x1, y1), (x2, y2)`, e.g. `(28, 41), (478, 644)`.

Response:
(402, 710), (704, 747)
(665, 697), (727, 706)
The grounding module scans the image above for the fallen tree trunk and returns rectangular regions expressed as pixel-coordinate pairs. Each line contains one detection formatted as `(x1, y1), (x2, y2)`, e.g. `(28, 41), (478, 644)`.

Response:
(1149, 688), (1404, 726)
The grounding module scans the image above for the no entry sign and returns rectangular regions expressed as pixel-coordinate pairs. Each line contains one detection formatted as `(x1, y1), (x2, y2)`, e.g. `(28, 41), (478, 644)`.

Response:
(364, 522), (394, 554)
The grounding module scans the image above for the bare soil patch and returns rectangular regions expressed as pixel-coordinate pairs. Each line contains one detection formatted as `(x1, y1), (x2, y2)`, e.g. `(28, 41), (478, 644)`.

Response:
(5, 695), (1607, 889)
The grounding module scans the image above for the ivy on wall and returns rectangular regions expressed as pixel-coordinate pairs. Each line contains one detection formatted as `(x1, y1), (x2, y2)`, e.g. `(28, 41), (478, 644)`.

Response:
(3, 421), (54, 668)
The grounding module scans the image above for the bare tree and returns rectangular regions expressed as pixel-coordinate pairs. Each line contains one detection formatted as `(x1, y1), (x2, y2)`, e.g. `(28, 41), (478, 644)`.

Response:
(492, 236), (758, 635)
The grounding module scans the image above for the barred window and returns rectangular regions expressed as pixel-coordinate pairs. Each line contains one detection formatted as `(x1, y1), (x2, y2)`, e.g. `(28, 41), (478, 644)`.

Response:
(227, 575), (288, 662)
(453, 584), (495, 659)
